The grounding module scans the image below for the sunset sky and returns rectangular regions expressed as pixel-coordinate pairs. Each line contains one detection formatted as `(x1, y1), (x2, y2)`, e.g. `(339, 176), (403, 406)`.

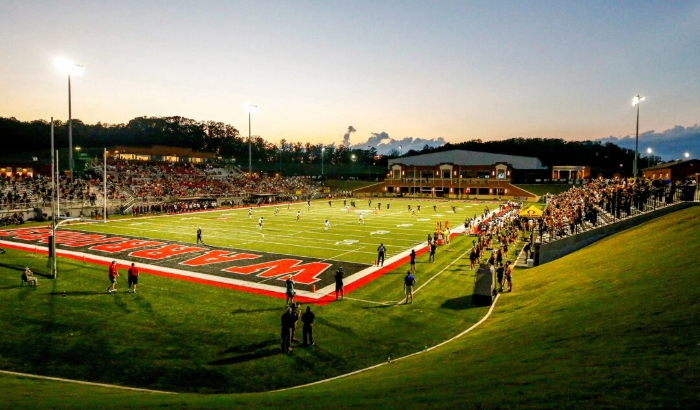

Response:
(1, 0), (699, 149)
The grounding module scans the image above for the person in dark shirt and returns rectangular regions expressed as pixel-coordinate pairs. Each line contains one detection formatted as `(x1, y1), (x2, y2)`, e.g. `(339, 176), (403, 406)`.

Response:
(196, 227), (204, 244)
(403, 271), (416, 304)
(410, 249), (416, 272)
(334, 267), (345, 300)
(301, 306), (316, 346)
(281, 307), (294, 353)
(428, 241), (437, 263)
(496, 262), (505, 292)
(377, 243), (386, 266)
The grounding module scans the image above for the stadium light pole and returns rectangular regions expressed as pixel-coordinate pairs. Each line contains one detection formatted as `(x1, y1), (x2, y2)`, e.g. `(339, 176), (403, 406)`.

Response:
(684, 152), (690, 159)
(321, 147), (325, 177)
(351, 154), (356, 175)
(246, 104), (257, 175)
(55, 57), (84, 183)
(647, 147), (653, 168)
(632, 95), (645, 179)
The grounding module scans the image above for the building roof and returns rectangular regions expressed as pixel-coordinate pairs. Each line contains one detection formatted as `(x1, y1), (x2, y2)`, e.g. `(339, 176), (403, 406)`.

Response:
(111, 146), (215, 158)
(642, 158), (698, 171)
(388, 150), (546, 169)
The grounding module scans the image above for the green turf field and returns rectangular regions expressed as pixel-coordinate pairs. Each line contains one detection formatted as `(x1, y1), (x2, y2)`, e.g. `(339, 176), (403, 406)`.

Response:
(1, 205), (697, 409)
(65, 199), (493, 264)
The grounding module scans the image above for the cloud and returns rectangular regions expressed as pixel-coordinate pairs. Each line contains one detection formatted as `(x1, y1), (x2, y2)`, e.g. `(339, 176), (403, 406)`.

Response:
(352, 132), (446, 155)
(342, 126), (356, 148)
(596, 124), (700, 161)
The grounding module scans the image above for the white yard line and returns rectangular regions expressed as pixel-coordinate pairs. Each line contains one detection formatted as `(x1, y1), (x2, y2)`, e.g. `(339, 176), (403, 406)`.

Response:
(342, 297), (392, 305)
(413, 248), (471, 295)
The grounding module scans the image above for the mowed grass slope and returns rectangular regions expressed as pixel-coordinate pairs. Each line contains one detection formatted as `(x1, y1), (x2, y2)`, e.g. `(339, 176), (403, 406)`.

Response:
(1, 206), (698, 409)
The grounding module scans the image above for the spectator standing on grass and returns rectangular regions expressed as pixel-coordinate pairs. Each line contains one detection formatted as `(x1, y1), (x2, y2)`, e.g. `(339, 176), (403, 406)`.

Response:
(281, 307), (294, 353)
(334, 267), (344, 300)
(429, 240), (437, 263)
(377, 243), (386, 266)
(196, 227), (204, 244)
(285, 275), (295, 305)
(107, 260), (119, 294)
(469, 246), (478, 270)
(496, 262), (505, 292)
(127, 263), (139, 293)
(504, 261), (513, 292)
(410, 249), (416, 272)
(290, 303), (300, 342)
(404, 271), (416, 304)
(301, 306), (315, 346)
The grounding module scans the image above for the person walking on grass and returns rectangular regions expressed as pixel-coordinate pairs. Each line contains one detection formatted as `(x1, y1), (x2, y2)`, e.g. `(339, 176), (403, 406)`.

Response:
(127, 263), (139, 293)
(428, 240), (437, 263)
(301, 306), (315, 346)
(403, 271), (416, 304)
(107, 260), (119, 294)
(196, 227), (204, 244)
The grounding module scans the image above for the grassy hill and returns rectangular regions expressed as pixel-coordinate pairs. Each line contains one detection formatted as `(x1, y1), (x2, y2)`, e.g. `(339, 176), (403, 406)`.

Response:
(1, 206), (699, 409)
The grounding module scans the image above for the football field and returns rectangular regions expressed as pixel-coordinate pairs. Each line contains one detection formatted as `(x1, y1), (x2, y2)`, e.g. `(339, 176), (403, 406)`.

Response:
(0, 197), (522, 394)
(87, 198), (486, 262)
(1, 198), (501, 301)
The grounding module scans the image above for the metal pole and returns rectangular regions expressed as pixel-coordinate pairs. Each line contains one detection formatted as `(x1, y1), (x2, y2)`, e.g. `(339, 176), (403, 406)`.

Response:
(68, 74), (74, 183)
(50, 119), (56, 278)
(633, 98), (640, 179)
(321, 148), (324, 176)
(103, 148), (107, 221)
(248, 111), (252, 175)
(50, 117), (55, 215)
(56, 150), (60, 217)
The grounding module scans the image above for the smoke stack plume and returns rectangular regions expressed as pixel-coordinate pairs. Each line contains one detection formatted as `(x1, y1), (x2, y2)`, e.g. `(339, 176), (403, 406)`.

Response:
(343, 126), (356, 147)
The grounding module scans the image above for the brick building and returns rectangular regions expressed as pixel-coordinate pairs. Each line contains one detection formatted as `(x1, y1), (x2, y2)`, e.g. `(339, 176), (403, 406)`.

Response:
(359, 150), (548, 200)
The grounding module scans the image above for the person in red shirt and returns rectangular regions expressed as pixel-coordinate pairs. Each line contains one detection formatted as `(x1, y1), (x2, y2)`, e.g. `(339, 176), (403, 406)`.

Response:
(128, 262), (139, 293)
(107, 261), (119, 294)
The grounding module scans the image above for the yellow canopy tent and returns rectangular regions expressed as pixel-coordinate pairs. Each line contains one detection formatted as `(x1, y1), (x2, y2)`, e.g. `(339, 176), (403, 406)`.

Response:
(518, 205), (543, 218)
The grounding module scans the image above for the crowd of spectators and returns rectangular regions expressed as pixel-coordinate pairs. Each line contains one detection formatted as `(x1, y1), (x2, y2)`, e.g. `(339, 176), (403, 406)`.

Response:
(1, 160), (323, 215)
(1, 174), (99, 209)
(537, 177), (696, 241)
(102, 160), (321, 200)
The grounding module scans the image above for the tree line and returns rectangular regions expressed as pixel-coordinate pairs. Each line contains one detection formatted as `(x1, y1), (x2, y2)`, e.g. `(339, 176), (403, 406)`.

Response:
(0, 116), (642, 174)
